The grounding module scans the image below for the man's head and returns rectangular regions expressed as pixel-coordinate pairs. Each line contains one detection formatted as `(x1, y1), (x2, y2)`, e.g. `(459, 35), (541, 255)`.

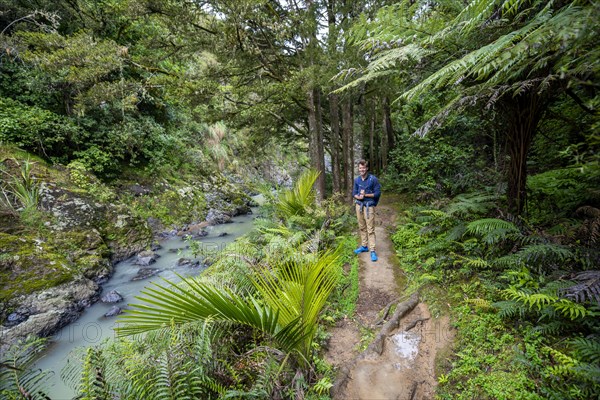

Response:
(357, 159), (368, 178)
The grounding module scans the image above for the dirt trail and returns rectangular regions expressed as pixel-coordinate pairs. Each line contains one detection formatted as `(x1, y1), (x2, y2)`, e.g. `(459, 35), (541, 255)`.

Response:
(326, 195), (453, 400)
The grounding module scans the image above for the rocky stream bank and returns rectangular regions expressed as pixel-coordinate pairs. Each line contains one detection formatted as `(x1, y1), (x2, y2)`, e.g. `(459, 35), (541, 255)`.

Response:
(0, 153), (264, 350)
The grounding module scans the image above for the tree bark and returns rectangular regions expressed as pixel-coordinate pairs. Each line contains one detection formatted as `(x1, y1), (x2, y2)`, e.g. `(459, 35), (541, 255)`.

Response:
(383, 95), (394, 150)
(342, 97), (354, 200)
(380, 116), (388, 171)
(329, 93), (342, 194)
(369, 98), (376, 173)
(307, 87), (326, 201)
(504, 92), (543, 215)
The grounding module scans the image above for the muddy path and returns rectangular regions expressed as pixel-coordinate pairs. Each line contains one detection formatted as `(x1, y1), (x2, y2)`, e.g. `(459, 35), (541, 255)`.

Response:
(326, 195), (454, 400)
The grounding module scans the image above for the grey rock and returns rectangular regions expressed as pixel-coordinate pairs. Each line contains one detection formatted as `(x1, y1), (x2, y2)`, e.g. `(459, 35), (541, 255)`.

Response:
(131, 268), (160, 281)
(101, 290), (123, 303)
(5, 312), (29, 327)
(127, 184), (151, 196)
(206, 209), (232, 225)
(176, 258), (201, 268)
(218, 232), (228, 237)
(0, 278), (101, 347)
(135, 250), (160, 266)
(104, 306), (122, 317)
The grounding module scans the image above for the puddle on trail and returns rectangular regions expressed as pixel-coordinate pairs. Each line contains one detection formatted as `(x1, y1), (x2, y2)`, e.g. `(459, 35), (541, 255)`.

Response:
(391, 330), (421, 369)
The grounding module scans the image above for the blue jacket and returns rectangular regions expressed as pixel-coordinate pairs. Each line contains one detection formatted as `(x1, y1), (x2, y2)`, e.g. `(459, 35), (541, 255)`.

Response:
(353, 174), (381, 207)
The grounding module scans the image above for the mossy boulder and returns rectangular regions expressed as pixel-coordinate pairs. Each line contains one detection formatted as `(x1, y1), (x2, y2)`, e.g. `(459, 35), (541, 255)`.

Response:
(0, 233), (75, 313)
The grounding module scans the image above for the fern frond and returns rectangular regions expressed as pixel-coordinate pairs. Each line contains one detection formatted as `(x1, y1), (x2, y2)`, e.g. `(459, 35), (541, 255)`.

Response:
(494, 243), (574, 272)
(552, 299), (589, 320)
(465, 218), (519, 238)
(446, 192), (499, 217)
(446, 223), (466, 241)
(455, 255), (490, 270)
(532, 320), (570, 335)
(493, 300), (527, 319)
(570, 337), (600, 365)
(467, 298), (493, 310)
(543, 346), (578, 378)
(502, 287), (556, 310)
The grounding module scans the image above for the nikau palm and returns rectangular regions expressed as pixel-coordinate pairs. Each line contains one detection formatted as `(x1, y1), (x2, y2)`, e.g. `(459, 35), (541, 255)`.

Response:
(116, 248), (341, 366)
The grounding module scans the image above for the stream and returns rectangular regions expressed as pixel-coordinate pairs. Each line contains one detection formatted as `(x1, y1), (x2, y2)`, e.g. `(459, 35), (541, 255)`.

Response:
(34, 206), (259, 399)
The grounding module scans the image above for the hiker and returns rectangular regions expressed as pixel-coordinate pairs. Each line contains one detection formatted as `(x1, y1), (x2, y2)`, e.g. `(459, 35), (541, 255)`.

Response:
(352, 159), (381, 262)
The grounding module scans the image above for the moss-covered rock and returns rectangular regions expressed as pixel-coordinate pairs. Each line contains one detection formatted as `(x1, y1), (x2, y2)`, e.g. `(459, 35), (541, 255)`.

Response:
(0, 232), (75, 312)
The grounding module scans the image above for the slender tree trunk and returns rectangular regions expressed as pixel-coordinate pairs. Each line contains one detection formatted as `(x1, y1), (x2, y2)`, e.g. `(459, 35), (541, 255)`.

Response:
(315, 88), (326, 198)
(369, 99), (376, 172)
(342, 97), (354, 200)
(329, 93), (342, 194)
(383, 95), (394, 150)
(380, 116), (388, 171)
(307, 87), (325, 201)
(504, 92), (543, 215)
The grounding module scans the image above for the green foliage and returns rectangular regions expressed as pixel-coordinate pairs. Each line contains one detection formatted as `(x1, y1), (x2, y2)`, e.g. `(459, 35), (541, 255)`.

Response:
(465, 218), (520, 244)
(0, 157), (40, 214)
(527, 164), (600, 223)
(274, 169), (320, 221)
(117, 247), (342, 367)
(0, 97), (80, 162)
(384, 129), (483, 195)
(391, 187), (600, 399)
(0, 337), (52, 399)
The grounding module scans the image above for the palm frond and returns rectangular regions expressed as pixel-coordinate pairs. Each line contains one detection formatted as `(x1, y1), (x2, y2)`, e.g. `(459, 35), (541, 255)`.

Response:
(274, 169), (320, 220)
(0, 337), (52, 399)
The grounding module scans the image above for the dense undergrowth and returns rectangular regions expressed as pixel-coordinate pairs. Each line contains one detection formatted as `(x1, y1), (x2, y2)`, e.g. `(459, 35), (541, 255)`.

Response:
(1, 170), (360, 399)
(391, 178), (600, 399)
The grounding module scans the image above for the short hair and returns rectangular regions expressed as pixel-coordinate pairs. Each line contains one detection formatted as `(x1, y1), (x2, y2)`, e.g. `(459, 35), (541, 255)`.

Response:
(357, 159), (368, 168)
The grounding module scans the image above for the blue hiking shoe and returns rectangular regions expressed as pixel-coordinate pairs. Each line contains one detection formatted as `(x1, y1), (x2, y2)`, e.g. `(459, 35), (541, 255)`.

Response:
(354, 246), (369, 254)
(370, 251), (378, 262)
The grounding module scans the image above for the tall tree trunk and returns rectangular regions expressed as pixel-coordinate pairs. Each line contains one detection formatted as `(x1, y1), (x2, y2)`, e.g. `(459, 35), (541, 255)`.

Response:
(329, 93), (342, 194)
(383, 95), (394, 150)
(315, 88), (326, 198)
(307, 87), (326, 201)
(342, 97), (354, 200)
(369, 99), (376, 173)
(380, 117), (388, 171)
(380, 95), (393, 171)
(504, 92), (543, 215)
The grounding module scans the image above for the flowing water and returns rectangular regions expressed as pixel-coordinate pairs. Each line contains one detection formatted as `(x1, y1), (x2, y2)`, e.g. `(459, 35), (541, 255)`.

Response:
(34, 207), (259, 399)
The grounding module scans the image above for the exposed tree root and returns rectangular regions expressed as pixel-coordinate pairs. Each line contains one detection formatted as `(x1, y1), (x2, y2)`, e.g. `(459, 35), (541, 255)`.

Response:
(330, 292), (419, 397)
